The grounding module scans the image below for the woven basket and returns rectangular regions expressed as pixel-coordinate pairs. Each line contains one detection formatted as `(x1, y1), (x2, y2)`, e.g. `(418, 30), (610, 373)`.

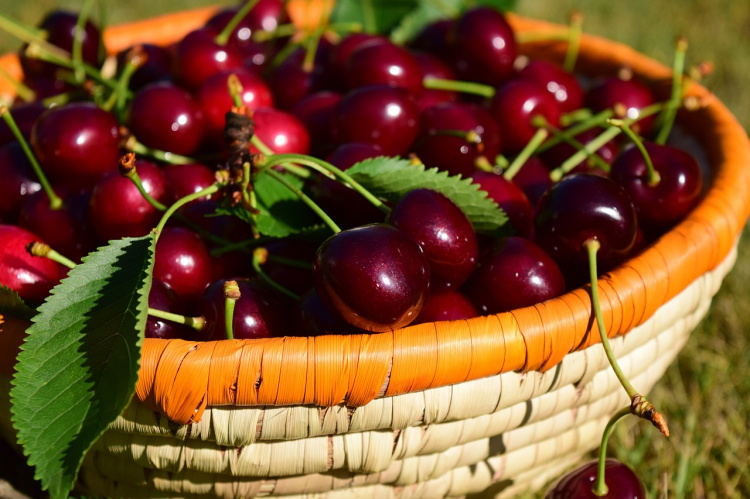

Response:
(1, 7), (749, 498)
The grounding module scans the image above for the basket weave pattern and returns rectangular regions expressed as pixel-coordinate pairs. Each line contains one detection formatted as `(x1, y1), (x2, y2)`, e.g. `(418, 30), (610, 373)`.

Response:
(0, 7), (749, 499)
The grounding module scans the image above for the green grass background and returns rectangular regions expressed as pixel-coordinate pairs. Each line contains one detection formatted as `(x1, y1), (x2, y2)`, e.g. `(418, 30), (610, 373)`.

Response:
(1, 1), (749, 497)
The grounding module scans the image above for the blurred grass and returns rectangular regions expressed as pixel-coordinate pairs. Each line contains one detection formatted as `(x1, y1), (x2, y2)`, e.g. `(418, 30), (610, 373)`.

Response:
(0, 1), (749, 497)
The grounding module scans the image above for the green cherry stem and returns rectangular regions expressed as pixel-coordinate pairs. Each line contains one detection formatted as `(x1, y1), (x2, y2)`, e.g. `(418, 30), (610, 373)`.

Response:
(535, 116), (611, 173)
(147, 308), (205, 331)
(536, 109), (614, 154)
(253, 23), (298, 42)
(252, 247), (301, 300)
(119, 153), (168, 211)
(0, 105), (63, 210)
(214, 0), (261, 46)
(563, 11), (583, 73)
(26, 241), (77, 269)
(422, 76), (496, 99)
(0, 13), (70, 61)
(593, 406), (632, 496)
(263, 168), (341, 233)
(129, 139), (196, 165)
(303, 27), (324, 72)
(154, 183), (222, 237)
(655, 36), (688, 145)
(223, 280), (240, 340)
(608, 118), (660, 186)
(503, 127), (548, 180)
(559, 108), (593, 128)
(72, 0), (96, 84)
(584, 239), (670, 437)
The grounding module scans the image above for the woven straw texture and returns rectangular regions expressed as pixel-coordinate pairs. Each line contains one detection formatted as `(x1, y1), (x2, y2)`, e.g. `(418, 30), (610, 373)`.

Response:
(1, 6), (749, 499)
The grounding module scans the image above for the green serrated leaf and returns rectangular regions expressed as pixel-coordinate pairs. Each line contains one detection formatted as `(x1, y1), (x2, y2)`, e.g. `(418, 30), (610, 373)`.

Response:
(254, 172), (323, 238)
(10, 235), (156, 499)
(390, 0), (462, 44)
(330, 0), (419, 34)
(347, 157), (510, 236)
(0, 285), (35, 320)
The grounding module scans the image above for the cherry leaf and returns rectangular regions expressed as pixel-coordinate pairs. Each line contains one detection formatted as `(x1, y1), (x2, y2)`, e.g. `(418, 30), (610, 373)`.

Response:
(347, 156), (509, 235)
(10, 235), (156, 499)
(0, 285), (35, 320)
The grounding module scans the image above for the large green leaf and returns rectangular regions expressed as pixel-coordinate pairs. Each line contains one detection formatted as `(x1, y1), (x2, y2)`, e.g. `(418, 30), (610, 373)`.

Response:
(0, 285), (35, 320)
(347, 157), (509, 236)
(254, 172), (323, 238)
(330, 0), (419, 34)
(10, 235), (156, 499)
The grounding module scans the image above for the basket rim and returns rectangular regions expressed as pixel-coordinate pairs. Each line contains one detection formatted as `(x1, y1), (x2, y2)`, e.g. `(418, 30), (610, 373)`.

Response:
(1, 8), (748, 426)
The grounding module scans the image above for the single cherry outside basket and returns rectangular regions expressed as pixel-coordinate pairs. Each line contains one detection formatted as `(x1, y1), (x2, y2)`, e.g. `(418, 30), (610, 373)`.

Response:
(1, 6), (749, 498)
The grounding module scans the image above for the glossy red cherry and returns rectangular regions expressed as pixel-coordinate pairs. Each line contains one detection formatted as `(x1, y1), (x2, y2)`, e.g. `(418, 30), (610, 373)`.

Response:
(163, 163), (216, 203)
(146, 279), (191, 340)
(518, 60), (584, 113)
(268, 43), (332, 110)
(88, 159), (169, 241)
(388, 189), (478, 290)
(413, 102), (501, 178)
(534, 173), (638, 281)
(313, 224), (430, 332)
(197, 68), (273, 142)
(545, 459), (646, 499)
(610, 143), (703, 235)
(153, 227), (214, 306)
(251, 107), (310, 155)
(333, 85), (419, 156)
(0, 142), (42, 222)
(198, 278), (289, 340)
(0, 224), (61, 302)
(489, 79), (561, 153)
(328, 33), (387, 86)
(413, 290), (478, 324)
(345, 40), (422, 95)
(448, 7), (517, 86)
(171, 28), (243, 91)
(128, 82), (205, 156)
(466, 236), (566, 314)
(409, 19), (453, 55)
(470, 171), (534, 238)
(291, 90), (342, 156)
(31, 102), (120, 189)
(586, 77), (656, 136)
(507, 156), (553, 207)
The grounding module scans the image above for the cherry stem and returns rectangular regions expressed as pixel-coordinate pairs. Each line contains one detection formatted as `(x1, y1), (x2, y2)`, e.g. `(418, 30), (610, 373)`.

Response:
(259, 153), (389, 214)
(268, 253), (313, 270)
(106, 46), (143, 117)
(563, 11), (583, 73)
(25, 45), (126, 96)
(71, 0), (95, 84)
(559, 108), (593, 128)
(475, 155), (495, 172)
(263, 168), (341, 233)
(593, 406), (632, 496)
(0, 13), (71, 62)
(535, 116), (611, 173)
(303, 27), (324, 73)
(608, 118), (660, 186)
(0, 105), (63, 210)
(26, 241), (76, 269)
(214, 0), (261, 46)
(253, 23), (297, 42)
(129, 139), (196, 165)
(120, 153), (168, 211)
(147, 307), (205, 331)
(585, 239), (670, 437)
(251, 248), (301, 300)
(223, 280), (240, 340)
(503, 127), (549, 180)
(515, 30), (571, 44)
(655, 36), (688, 145)
(0, 65), (35, 102)
(422, 76), (495, 99)
(537, 109), (614, 154)
(361, 0), (377, 33)
(154, 183), (221, 237)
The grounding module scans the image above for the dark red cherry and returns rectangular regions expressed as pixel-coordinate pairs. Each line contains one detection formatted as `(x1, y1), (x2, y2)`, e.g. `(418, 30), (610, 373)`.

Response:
(413, 102), (501, 178)
(88, 159), (169, 241)
(0, 102), (46, 146)
(470, 171), (533, 238)
(610, 143), (703, 235)
(409, 19), (453, 55)
(116, 43), (172, 90)
(196, 68), (273, 142)
(329, 33), (387, 86)
(413, 290), (478, 325)
(295, 289), (366, 336)
(19, 10), (102, 79)
(163, 163), (216, 203)
(146, 279), (191, 340)
(198, 278), (289, 340)
(333, 85), (419, 156)
(388, 189), (478, 290)
(128, 82), (205, 156)
(412, 52), (458, 111)
(313, 224), (430, 332)
(518, 60), (584, 113)
(153, 227), (214, 306)
(345, 40), (422, 95)
(171, 28), (243, 91)
(534, 173), (638, 282)
(251, 107), (310, 155)
(507, 156), (553, 207)
(268, 42), (333, 110)
(586, 77), (656, 136)
(545, 459), (646, 499)
(291, 91), (342, 156)
(466, 236), (566, 314)
(0, 142), (42, 222)
(448, 7), (517, 86)
(489, 79), (561, 153)
(19, 189), (97, 263)
(0, 224), (61, 302)
(31, 102), (120, 189)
